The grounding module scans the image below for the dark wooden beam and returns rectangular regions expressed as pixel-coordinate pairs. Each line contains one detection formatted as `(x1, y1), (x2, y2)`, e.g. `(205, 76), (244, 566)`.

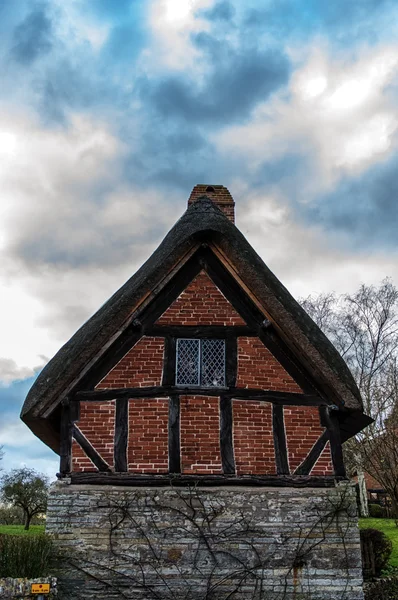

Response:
(162, 336), (176, 386)
(272, 404), (289, 475)
(69, 472), (343, 488)
(225, 334), (237, 387)
(168, 395), (181, 473)
(75, 386), (326, 405)
(77, 252), (203, 390)
(114, 399), (128, 472)
(145, 325), (255, 338)
(73, 248), (328, 408)
(203, 249), (264, 327)
(201, 249), (321, 397)
(59, 398), (74, 475)
(294, 430), (329, 476)
(320, 407), (346, 477)
(73, 425), (112, 472)
(220, 395), (235, 474)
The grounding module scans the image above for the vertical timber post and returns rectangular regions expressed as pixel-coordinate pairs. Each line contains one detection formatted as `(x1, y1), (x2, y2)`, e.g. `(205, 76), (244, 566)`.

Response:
(272, 404), (290, 475)
(220, 395), (236, 474)
(114, 398), (128, 472)
(320, 406), (346, 477)
(169, 395), (181, 473)
(162, 336), (177, 386)
(59, 398), (74, 476)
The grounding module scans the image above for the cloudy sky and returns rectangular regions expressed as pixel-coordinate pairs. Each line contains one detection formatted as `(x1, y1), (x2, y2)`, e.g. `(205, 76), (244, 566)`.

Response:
(1, 0), (398, 478)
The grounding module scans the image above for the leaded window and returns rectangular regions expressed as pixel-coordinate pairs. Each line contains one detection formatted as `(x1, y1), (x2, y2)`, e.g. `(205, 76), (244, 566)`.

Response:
(176, 338), (226, 387)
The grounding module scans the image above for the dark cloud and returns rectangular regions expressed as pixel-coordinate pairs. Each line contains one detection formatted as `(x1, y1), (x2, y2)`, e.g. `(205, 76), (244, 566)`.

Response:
(38, 59), (112, 124)
(143, 43), (290, 124)
(253, 154), (310, 190)
(305, 154), (398, 249)
(12, 208), (166, 269)
(11, 7), (53, 65)
(203, 1), (236, 22)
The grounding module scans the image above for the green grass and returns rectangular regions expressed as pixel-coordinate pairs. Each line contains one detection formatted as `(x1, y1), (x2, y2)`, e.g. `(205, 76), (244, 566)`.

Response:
(0, 525), (45, 536)
(359, 518), (398, 568)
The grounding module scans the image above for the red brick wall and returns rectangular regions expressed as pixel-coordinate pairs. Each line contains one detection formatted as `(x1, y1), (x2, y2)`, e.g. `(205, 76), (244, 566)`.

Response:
(73, 336), (165, 472)
(313, 443), (333, 476)
(233, 401), (275, 475)
(237, 337), (302, 392)
(180, 395), (222, 474)
(284, 406), (332, 475)
(96, 337), (164, 389)
(128, 399), (169, 473)
(156, 271), (245, 326)
(72, 401), (115, 472)
(72, 276), (335, 477)
(364, 471), (383, 489)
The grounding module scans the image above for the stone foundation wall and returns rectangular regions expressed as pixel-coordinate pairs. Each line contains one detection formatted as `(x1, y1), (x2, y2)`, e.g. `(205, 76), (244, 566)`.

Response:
(46, 481), (363, 600)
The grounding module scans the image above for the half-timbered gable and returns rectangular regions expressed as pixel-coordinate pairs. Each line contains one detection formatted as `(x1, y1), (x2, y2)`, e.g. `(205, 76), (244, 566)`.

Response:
(22, 184), (371, 487)
(22, 185), (371, 599)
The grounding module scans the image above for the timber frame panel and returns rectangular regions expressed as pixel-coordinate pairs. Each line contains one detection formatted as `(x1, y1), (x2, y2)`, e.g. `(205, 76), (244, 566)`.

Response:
(58, 246), (347, 484)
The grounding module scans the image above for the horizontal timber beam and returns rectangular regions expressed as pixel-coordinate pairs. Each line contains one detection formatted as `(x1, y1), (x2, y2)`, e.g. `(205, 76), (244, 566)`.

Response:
(68, 472), (344, 488)
(75, 386), (329, 405)
(145, 325), (256, 338)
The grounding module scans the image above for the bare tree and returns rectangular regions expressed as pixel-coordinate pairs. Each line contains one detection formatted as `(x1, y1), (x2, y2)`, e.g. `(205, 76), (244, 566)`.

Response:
(0, 467), (49, 530)
(301, 278), (398, 514)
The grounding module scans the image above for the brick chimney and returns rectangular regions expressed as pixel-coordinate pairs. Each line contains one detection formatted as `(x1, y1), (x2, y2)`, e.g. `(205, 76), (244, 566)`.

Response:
(188, 184), (235, 223)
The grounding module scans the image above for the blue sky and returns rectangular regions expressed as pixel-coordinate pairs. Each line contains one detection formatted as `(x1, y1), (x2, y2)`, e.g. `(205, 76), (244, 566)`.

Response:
(1, 0), (398, 478)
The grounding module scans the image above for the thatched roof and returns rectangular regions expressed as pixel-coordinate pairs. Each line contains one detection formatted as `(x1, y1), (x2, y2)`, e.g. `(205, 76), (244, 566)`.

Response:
(21, 196), (367, 452)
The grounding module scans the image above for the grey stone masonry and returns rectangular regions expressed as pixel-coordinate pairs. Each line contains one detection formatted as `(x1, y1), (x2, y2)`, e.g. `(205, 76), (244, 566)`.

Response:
(46, 481), (364, 600)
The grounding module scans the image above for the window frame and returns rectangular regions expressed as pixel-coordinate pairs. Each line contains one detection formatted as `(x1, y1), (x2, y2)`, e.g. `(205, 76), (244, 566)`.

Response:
(175, 337), (226, 388)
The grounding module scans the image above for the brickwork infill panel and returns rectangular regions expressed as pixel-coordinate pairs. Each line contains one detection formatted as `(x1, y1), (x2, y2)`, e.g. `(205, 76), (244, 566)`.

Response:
(284, 406), (333, 475)
(156, 271), (246, 326)
(96, 337), (164, 389)
(180, 395), (222, 474)
(233, 400), (275, 475)
(237, 337), (302, 391)
(128, 398), (169, 473)
(72, 401), (115, 472)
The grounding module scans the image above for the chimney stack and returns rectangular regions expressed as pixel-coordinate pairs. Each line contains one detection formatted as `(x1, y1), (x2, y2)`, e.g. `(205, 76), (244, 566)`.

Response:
(188, 184), (235, 223)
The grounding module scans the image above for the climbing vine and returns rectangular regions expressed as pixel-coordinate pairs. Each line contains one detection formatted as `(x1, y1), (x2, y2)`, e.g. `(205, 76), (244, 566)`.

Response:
(59, 485), (359, 600)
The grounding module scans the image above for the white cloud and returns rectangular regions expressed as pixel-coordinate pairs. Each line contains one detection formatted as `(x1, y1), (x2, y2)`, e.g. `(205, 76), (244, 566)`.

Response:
(214, 43), (398, 195)
(0, 359), (35, 384)
(52, 0), (110, 51)
(145, 0), (214, 71)
(239, 188), (398, 299)
(0, 421), (38, 448)
(0, 108), (176, 377)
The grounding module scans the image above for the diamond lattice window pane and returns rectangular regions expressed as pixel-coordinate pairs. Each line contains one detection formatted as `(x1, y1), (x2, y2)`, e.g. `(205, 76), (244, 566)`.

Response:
(176, 339), (200, 385)
(201, 339), (225, 387)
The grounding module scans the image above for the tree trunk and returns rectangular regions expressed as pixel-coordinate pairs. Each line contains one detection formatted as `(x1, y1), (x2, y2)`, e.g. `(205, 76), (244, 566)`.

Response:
(388, 493), (398, 520)
(24, 513), (31, 531)
(357, 468), (369, 517)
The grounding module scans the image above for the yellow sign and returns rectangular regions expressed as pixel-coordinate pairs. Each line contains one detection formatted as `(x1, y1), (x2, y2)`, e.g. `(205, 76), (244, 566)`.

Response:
(31, 583), (50, 595)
